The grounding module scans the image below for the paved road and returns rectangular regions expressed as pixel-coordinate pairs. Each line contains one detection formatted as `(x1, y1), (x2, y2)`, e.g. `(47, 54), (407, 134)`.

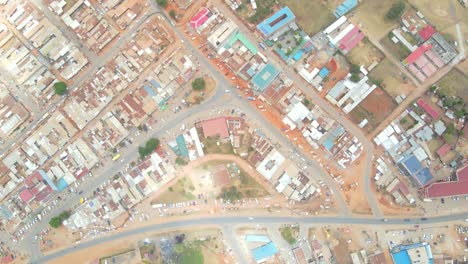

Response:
(209, 0), (380, 217)
(32, 212), (468, 264)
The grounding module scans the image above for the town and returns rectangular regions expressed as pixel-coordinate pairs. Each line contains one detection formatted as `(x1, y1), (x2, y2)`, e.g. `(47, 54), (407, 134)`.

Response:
(0, 0), (467, 263)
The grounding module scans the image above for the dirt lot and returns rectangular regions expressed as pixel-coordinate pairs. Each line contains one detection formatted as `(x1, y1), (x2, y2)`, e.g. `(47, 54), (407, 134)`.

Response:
(154, 177), (196, 203)
(278, 0), (335, 35)
(437, 69), (468, 101)
(349, 87), (397, 133)
(347, 38), (385, 68)
(368, 58), (415, 98)
(186, 76), (217, 105)
(351, 0), (408, 39)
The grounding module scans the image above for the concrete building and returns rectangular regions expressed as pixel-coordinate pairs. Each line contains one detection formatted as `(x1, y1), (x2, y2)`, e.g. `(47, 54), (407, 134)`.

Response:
(256, 7), (297, 40)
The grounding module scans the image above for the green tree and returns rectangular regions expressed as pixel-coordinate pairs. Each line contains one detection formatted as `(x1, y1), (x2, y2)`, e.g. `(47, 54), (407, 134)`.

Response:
(386, 2), (405, 20)
(302, 98), (310, 106)
(350, 73), (361, 82)
(138, 138), (160, 158)
(192, 78), (206, 91)
(169, 10), (176, 20)
(175, 157), (187, 166)
(49, 217), (62, 228)
(156, 0), (168, 8)
(54, 82), (67, 95)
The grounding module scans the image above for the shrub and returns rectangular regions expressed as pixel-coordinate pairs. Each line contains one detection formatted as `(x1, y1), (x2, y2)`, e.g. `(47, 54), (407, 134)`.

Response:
(156, 0), (168, 8)
(386, 2), (405, 20)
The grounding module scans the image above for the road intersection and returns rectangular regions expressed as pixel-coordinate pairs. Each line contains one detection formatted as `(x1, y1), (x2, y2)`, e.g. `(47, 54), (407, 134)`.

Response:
(1, 1), (465, 263)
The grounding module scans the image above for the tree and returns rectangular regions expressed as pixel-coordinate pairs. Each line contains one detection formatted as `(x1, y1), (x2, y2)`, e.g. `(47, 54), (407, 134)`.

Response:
(54, 82), (67, 95)
(138, 138), (160, 158)
(175, 157), (187, 166)
(156, 0), (168, 8)
(49, 217), (62, 228)
(350, 73), (361, 82)
(169, 10), (176, 20)
(302, 98), (310, 106)
(48, 211), (71, 228)
(191, 78), (206, 91)
(386, 2), (405, 20)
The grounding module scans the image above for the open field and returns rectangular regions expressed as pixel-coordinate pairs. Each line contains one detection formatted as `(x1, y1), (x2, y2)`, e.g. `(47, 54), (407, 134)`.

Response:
(349, 88), (397, 133)
(437, 69), (468, 101)
(347, 38), (385, 68)
(368, 58), (415, 98)
(278, 0), (335, 35)
(154, 177), (196, 203)
(198, 160), (269, 199)
(351, 0), (408, 39)
(203, 137), (235, 154)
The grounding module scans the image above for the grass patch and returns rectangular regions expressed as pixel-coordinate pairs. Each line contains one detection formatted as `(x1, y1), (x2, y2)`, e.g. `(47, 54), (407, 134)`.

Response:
(437, 69), (468, 102)
(203, 136), (234, 154)
(280, 225), (299, 245)
(153, 177), (195, 203)
(347, 38), (384, 67)
(175, 243), (203, 264)
(381, 33), (411, 61)
(278, 0), (335, 35)
(352, 0), (405, 38)
(368, 58), (413, 97)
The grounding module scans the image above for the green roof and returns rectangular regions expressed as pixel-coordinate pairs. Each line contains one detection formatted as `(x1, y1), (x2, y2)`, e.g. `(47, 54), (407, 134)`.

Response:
(225, 32), (258, 55)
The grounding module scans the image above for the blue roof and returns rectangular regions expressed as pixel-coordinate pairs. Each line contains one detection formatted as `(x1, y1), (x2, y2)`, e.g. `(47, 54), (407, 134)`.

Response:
(319, 67), (330, 78)
(322, 138), (335, 150)
(414, 167), (433, 186)
(334, 0), (358, 17)
(391, 243), (434, 264)
(56, 178), (69, 192)
(401, 155), (422, 175)
(143, 85), (157, 97)
(251, 63), (280, 92)
(293, 50), (304, 61)
(0, 205), (13, 220)
(245, 235), (271, 243)
(149, 79), (161, 88)
(251, 242), (278, 262)
(38, 170), (58, 191)
(257, 7), (295, 37)
(176, 135), (189, 158)
(392, 250), (411, 264)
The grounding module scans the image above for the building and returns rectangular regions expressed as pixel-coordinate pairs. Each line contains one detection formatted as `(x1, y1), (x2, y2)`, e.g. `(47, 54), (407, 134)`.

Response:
(391, 242), (433, 264)
(398, 155), (433, 187)
(326, 75), (377, 114)
(421, 164), (468, 199)
(334, 0), (358, 17)
(426, 33), (457, 64)
(416, 98), (439, 119)
(251, 242), (278, 263)
(256, 7), (296, 40)
(207, 19), (238, 50)
(190, 7), (210, 29)
(251, 63), (280, 92)
(199, 117), (230, 139)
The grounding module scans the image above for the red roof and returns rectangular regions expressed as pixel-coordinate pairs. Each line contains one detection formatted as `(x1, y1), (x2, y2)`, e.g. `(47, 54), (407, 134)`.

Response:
(418, 25), (436, 41)
(201, 117), (229, 138)
(338, 26), (365, 52)
(1, 254), (14, 264)
(190, 8), (209, 29)
(457, 164), (468, 181)
(424, 164), (468, 198)
(19, 188), (33, 203)
(416, 98), (439, 119)
(436, 144), (451, 157)
(405, 44), (432, 64)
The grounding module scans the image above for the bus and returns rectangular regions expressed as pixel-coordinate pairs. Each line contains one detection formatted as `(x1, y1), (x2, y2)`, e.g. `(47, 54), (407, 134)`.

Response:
(112, 154), (121, 161)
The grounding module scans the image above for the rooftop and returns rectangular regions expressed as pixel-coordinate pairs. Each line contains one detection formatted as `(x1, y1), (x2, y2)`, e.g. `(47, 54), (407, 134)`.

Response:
(257, 7), (295, 37)
(251, 242), (278, 263)
(251, 63), (280, 92)
(200, 117), (229, 138)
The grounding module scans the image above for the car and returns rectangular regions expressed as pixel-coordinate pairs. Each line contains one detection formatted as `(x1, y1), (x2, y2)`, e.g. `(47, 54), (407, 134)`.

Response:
(421, 217), (428, 221)
(382, 219), (389, 222)
(78, 191), (83, 195)
(404, 219), (410, 222)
